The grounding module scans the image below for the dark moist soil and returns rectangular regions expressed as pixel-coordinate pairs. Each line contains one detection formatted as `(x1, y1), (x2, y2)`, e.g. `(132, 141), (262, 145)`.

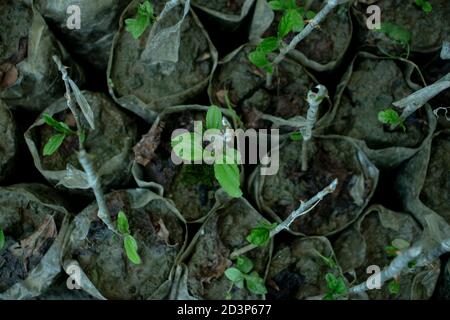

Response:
(330, 58), (428, 149)
(110, 0), (213, 106)
(262, 0), (351, 65)
(211, 45), (317, 129)
(0, 187), (60, 292)
(355, 0), (450, 52)
(0, 102), (16, 181)
(37, 92), (136, 172)
(261, 138), (374, 235)
(0, 0), (31, 89)
(72, 190), (185, 300)
(186, 198), (271, 299)
(142, 111), (219, 222)
(193, 0), (246, 15)
(420, 132), (450, 224)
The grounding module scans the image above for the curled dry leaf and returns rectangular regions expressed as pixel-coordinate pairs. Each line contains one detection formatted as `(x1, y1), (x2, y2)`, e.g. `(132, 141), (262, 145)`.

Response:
(134, 120), (165, 166)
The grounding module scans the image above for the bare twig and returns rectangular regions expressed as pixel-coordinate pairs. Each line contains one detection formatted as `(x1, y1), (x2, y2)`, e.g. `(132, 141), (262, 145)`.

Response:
(230, 179), (338, 258)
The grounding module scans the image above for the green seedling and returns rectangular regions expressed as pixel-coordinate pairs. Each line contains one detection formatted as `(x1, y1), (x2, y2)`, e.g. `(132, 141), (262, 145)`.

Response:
(0, 229), (5, 250)
(246, 222), (278, 247)
(415, 0), (432, 13)
(377, 22), (412, 58)
(42, 113), (84, 156)
(384, 238), (416, 296)
(290, 131), (303, 141)
(125, 0), (156, 39)
(117, 211), (142, 265)
(171, 106), (243, 198)
(323, 273), (347, 300)
(388, 278), (401, 295)
(378, 108), (406, 132)
(224, 256), (268, 298)
(249, 0), (316, 73)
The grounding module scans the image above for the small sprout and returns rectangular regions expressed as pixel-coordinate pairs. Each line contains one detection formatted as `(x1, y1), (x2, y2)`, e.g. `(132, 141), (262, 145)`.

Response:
(388, 278), (400, 295)
(43, 134), (66, 156)
(0, 229), (5, 250)
(42, 113), (79, 156)
(246, 222), (278, 246)
(125, 0), (156, 39)
(415, 0), (433, 13)
(290, 131), (303, 141)
(225, 256), (268, 296)
(323, 273), (347, 300)
(385, 238), (411, 257)
(116, 211), (142, 265)
(378, 108), (406, 132)
(378, 22), (412, 46)
(206, 105), (223, 130)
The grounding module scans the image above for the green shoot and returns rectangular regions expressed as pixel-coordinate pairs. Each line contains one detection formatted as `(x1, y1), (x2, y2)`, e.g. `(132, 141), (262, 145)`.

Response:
(378, 108), (406, 132)
(42, 113), (78, 156)
(290, 131), (302, 141)
(246, 222), (278, 246)
(323, 273), (347, 300)
(117, 211), (142, 265)
(0, 229), (5, 250)
(224, 256), (268, 298)
(125, 1), (156, 39)
(415, 0), (433, 13)
(249, 0), (316, 74)
(388, 278), (400, 295)
(171, 106), (243, 198)
(378, 22), (411, 46)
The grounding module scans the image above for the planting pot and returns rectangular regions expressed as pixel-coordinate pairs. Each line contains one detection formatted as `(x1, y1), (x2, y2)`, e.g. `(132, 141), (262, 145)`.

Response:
(25, 91), (138, 193)
(334, 205), (441, 300)
(249, 135), (379, 236)
(174, 193), (273, 300)
(0, 0), (84, 111)
(267, 236), (346, 300)
(353, 0), (450, 55)
(0, 100), (17, 182)
(133, 105), (243, 223)
(35, 0), (131, 70)
(327, 52), (437, 169)
(209, 44), (330, 130)
(191, 0), (256, 31)
(436, 259), (450, 300)
(0, 184), (69, 300)
(395, 130), (450, 227)
(108, 0), (218, 122)
(63, 188), (187, 300)
(249, 0), (353, 72)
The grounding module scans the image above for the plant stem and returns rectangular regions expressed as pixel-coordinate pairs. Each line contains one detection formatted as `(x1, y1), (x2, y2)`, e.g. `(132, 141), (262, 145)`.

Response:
(266, 0), (349, 86)
(230, 179), (338, 258)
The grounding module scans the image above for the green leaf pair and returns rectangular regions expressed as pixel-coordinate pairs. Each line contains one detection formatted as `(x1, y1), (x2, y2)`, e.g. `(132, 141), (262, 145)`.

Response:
(323, 273), (347, 300)
(125, 1), (156, 39)
(248, 38), (279, 74)
(246, 222), (277, 246)
(378, 108), (406, 132)
(117, 211), (142, 265)
(415, 0), (432, 13)
(224, 256), (268, 295)
(42, 113), (80, 156)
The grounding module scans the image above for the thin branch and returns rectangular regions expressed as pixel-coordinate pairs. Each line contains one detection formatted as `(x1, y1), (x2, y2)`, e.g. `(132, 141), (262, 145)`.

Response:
(230, 179), (338, 258)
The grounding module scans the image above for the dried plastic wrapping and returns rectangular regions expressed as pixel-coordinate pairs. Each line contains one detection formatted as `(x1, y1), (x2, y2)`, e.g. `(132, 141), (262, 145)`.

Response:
(208, 44), (331, 131)
(171, 192), (273, 300)
(132, 104), (244, 223)
(108, 0), (218, 122)
(248, 0), (353, 72)
(24, 91), (138, 193)
(0, 0), (84, 111)
(0, 184), (70, 300)
(191, 0), (256, 31)
(326, 52), (437, 169)
(267, 237), (346, 300)
(334, 205), (441, 300)
(248, 134), (379, 236)
(352, 0), (450, 54)
(61, 188), (188, 300)
(34, 0), (130, 70)
(395, 130), (450, 228)
(0, 100), (17, 182)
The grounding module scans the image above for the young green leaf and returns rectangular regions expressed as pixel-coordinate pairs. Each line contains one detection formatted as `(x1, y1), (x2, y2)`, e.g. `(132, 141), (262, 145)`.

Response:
(378, 108), (406, 131)
(379, 23), (411, 45)
(385, 245), (399, 257)
(43, 134), (66, 156)
(421, 2), (432, 13)
(0, 229), (5, 250)
(246, 226), (271, 246)
(206, 105), (223, 130)
(171, 132), (204, 162)
(236, 256), (254, 274)
(268, 0), (284, 11)
(225, 267), (245, 283)
(214, 163), (242, 198)
(388, 279), (400, 295)
(305, 10), (316, 20)
(123, 234), (142, 265)
(245, 272), (268, 295)
(117, 211), (130, 235)
(290, 131), (302, 141)
(278, 9), (303, 38)
(125, 1), (156, 39)
(258, 37), (280, 53)
(43, 113), (76, 135)
(248, 50), (273, 73)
